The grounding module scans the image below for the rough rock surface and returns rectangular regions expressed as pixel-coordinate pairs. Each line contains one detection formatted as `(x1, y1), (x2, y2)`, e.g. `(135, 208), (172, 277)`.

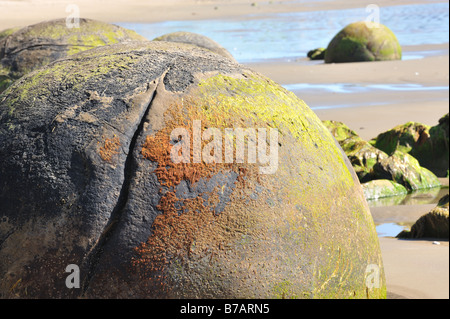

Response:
(153, 31), (236, 61)
(325, 21), (402, 63)
(0, 41), (384, 299)
(0, 18), (148, 93)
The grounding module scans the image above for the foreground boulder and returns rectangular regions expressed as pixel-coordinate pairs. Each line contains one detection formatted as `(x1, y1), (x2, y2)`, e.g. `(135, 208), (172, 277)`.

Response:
(372, 114), (449, 177)
(0, 41), (385, 298)
(323, 120), (441, 191)
(153, 31), (236, 61)
(397, 195), (449, 239)
(0, 18), (147, 93)
(324, 21), (402, 63)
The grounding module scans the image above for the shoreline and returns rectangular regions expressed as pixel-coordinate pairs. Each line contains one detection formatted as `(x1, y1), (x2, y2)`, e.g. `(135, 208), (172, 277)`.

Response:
(1, 0), (448, 30)
(1, 0), (449, 300)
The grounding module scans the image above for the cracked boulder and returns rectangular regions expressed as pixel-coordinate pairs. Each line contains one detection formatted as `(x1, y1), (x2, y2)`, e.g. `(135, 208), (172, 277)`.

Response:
(153, 31), (236, 62)
(0, 41), (385, 299)
(0, 18), (148, 93)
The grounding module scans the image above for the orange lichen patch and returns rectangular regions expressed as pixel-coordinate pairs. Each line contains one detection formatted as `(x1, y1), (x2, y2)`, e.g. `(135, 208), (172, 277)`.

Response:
(141, 134), (207, 188)
(98, 135), (121, 162)
(131, 96), (274, 293)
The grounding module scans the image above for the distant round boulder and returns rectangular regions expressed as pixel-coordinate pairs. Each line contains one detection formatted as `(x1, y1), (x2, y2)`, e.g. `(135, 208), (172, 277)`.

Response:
(0, 41), (384, 299)
(153, 31), (236, 61)
(0, 18), (148, 93)
(324, 21), (402, 63)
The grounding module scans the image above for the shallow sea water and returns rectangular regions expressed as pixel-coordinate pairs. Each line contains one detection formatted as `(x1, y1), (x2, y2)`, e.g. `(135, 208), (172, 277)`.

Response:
(117, 2), (449, 63)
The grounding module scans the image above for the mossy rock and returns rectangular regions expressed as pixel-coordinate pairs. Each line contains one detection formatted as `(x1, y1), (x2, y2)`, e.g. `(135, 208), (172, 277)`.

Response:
(361, 180), (408, 200)
(153, 31), (236, 62)
(0, 18), (148, 94)
(370, 121), (431, 155)
(0, 27), (21, 42)
(0, 41), (385, 299)
(397, 194), (449, 239)
(373, 114), (449, 177)
(323, 120), (441, 191)
(373, 151), (441, 191)
(324, 21), (402, 63)
(323, 120), (390, 182)
(307, 48), (326, 60)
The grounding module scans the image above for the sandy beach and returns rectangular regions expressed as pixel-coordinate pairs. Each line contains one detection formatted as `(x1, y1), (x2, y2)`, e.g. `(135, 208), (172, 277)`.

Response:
(0, 0), (448, 299)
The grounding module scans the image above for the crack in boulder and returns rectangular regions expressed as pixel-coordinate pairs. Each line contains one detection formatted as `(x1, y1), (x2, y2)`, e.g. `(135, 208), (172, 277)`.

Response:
(80, 71), (170, 295)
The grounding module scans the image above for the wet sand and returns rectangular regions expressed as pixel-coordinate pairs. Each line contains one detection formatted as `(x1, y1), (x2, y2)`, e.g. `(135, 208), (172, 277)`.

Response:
(1, 0), (449, 300)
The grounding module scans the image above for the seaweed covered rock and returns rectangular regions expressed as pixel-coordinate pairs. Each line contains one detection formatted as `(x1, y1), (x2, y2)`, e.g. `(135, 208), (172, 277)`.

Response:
(362, 180), (408, 200)
(397, 194), (449, 239)
(0, 18), (147, 93)
(323, 120), (441, 191)
(372, 114), (449, 177)
(307, 48), (326, 60)
(153, 31), (236, 61)
(373, 151), (441, 191)
(323, 120), (393, 182)
(0, 41), (385, 299)
(324, 21), (402, 63)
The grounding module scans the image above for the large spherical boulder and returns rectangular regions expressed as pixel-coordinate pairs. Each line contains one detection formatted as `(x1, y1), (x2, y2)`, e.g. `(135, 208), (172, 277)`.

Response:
(0, 18), (148, 93)
(324, 21), (402, 63)
(153, 31), (236, 62)
(0, 41), (385, 299)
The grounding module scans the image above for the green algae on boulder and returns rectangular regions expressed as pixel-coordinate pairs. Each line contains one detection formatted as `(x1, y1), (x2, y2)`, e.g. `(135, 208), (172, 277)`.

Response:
(0, 41), (385, 299)
(372, 114), (449, 177)
(362, 180), (408, 200)
(397, 194), (449, 239)
(323, 120), (388, 182)
(373, 151), (441, 191)
(307, 48), (326, 60)
(0, 18), (148, 94)
(153, 31), (236, 62)
(324, 21), (402, 63)
(0, 27), (20, 42)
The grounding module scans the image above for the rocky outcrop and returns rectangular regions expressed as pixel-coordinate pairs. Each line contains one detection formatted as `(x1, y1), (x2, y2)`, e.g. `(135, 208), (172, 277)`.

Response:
(323, 120), (441, 191)
(372, 114), (449, 177)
